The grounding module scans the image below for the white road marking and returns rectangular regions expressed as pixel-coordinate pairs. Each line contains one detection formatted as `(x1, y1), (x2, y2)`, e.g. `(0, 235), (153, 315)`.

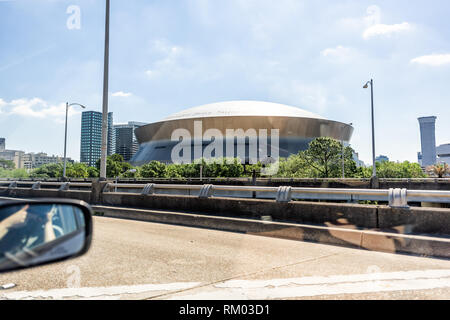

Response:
(1, 282), (201, 300)
(215, 269), (450, 288)
(3, 269), (450, 300)
(169, 269), (450, 300)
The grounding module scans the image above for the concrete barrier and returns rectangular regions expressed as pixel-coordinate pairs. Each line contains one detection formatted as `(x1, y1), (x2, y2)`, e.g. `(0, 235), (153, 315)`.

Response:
(101, 192), (379, 229)
(2, 184), (450, 236)
(377, 206), (450, 235)
(0, 187), (91, 203)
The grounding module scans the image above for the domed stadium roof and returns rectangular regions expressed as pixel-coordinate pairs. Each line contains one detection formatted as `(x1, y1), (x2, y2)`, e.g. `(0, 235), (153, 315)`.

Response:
(162, 100), (326, 121)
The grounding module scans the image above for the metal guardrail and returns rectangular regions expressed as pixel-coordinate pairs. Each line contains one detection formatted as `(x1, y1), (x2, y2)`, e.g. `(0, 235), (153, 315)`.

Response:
(102, 182), (450, 208)
(2, 180), (450, 208)
(1, 177), (449, 183)
(0, 181), (92, 189)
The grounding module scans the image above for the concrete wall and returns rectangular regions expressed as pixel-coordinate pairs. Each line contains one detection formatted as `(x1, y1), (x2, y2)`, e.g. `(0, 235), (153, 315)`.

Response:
(2, 183), (450, 236)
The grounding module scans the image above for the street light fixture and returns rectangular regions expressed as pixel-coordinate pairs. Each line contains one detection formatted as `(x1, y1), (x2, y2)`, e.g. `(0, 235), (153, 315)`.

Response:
(363, 79), (377, 178)
(63, 102), (86, 179)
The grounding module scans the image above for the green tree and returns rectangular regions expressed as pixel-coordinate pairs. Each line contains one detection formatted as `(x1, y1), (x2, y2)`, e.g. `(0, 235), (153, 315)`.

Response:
(0, 159), (15, 170)
(95, 154), (133, 178)
(31, 163), (62, 178)
(87, 166), (99, 178)
(0, 168), (29, 178)
(277, 137), (357, 178)
(65, 163), (89, 178)
(140, 161), (167, 178)
(164, 164), (183, 178)
(121, 166), (141, 178)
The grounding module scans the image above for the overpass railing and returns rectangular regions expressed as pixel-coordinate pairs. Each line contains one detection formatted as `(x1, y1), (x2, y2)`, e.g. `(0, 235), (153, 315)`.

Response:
(102, 182), (450, 208)
(2, 180), (450, 208)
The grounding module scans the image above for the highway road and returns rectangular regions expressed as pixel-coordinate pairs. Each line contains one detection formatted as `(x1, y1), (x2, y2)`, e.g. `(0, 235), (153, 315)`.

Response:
(0, 216), (450, 300)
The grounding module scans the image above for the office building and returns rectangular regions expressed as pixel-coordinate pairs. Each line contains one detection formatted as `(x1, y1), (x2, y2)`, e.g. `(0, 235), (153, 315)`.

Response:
(375, 155), (389, 163)
(0, 138), (5, 152)
(437, 143), (450, 165)
(21, 152), (72, 169)
(0, 149), (24, 169)
(80, 111), (113, 167)
(418, 116), (437, 167)
(114, 122), (147, 161)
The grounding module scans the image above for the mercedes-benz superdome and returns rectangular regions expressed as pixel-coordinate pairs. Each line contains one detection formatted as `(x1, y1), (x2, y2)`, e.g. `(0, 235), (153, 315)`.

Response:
(130, 100), (353, 165)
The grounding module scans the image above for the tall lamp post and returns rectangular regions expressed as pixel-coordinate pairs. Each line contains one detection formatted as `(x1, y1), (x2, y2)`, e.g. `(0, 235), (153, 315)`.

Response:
(63, 102), (86, 179)
(363, 79), (376, 178)
(100, 0), (110, 180)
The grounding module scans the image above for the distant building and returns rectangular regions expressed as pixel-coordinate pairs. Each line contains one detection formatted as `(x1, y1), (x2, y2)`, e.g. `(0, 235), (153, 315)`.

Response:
(437, 143), (450, 165)
(114, 122), (147, 162)
(21, 152), (72, 169)
(375, 155), (389, 163)
(352, 152), (365, 167)
(107, 112), (114, 157)
(0, 149), (71, 169)
(418, 116), (437, 167)
(0, 138), (5, 152)
(0, 149), (24, 169)
(80, 111), (114, 167)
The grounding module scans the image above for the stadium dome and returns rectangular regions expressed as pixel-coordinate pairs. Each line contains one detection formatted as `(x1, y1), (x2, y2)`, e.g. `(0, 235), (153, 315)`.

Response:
(131, 100), (353, 165)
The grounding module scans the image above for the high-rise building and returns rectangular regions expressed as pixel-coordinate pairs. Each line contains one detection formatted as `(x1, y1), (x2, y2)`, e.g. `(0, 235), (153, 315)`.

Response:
(437, 143), (450, 165)
(114, 122), (147, 161)
(0, 138), (5, 152)
(418, 116), (437, 167)
(375, 155), (389, 163)
(80, 111), (113, 167)
(107, 112), (114, 157)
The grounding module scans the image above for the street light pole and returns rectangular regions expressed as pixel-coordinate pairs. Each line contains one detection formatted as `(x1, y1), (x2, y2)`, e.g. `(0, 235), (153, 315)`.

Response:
(63, 102), (86, 179)
(100, 0), (110, 180)
(364, 79), (377, 178)
(341, 138), (345, 179)
(63, 102), (69, 179)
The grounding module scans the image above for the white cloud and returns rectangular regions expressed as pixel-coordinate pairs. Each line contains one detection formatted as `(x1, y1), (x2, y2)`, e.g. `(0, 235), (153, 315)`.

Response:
(0, 98), (81, 120)
(363, 22), (412, 39)
(321, 46), (353, 58)
(411, 54), (450, 66)
(111, 91), (132, 97)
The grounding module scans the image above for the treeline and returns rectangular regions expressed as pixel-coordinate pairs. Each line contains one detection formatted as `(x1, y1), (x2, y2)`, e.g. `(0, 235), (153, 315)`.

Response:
(0, 137), (429, 179)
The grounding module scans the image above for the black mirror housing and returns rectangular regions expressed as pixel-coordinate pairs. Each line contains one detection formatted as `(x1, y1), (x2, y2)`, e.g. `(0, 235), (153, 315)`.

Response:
(0, 199), (93, 274)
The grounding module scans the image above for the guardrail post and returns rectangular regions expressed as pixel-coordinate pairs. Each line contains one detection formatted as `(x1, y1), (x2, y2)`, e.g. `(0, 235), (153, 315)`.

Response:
(59, 182), (70, 191)
(276, 186), (292, 203)
(141, 183), (155, 195)
(388, 188), (409, 208)
(199, 184), (213, 198)
(31, 182), (41, 190)
(102, 183), (112, 193)
(91, 180), (109, 204)
(8, 181), (17, 189)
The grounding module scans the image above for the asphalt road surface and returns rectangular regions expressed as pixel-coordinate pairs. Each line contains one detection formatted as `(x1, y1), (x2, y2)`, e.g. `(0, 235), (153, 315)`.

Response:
(1, 216), (450, 300)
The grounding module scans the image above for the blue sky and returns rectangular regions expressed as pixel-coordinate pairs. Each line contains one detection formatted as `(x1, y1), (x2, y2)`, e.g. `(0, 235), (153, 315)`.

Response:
(0, 0), (449, 163)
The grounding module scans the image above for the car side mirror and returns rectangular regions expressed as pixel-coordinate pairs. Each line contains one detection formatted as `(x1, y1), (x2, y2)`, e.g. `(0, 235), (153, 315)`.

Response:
(0, 199), (93, 273)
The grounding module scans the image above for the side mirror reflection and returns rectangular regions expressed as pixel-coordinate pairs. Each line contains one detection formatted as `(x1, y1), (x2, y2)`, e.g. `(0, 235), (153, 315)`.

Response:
(0, 201), (92, 273)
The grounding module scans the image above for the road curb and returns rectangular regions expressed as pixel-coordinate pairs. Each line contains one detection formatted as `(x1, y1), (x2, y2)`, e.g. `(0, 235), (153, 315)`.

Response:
(92, 205), (450, 259)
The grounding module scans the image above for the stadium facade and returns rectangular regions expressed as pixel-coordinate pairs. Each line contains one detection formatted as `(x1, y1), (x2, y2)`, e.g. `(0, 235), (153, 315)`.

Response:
(130, 101), (353, 165)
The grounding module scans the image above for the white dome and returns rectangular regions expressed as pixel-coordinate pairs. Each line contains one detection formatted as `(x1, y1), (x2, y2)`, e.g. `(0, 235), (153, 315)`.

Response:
(162, 100), (325, 121)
